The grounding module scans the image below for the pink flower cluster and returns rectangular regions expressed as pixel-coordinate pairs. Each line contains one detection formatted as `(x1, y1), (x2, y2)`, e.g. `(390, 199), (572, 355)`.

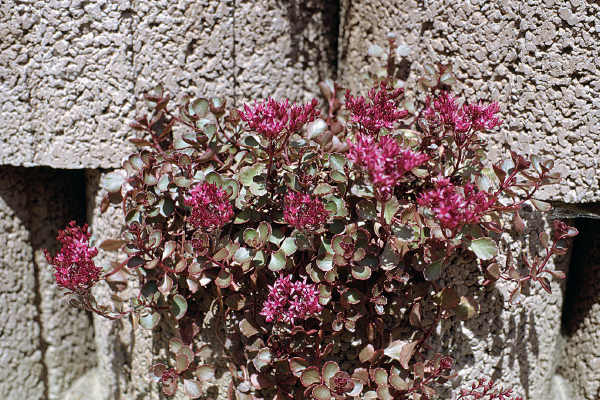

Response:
(417, 178), (496, 231)
(348, 133), (429, 200)
(420, 92), (502, 145)
(240, 98), (320, 140)
(185, 182), (234, 231)
(260, 275), (322, 324)
(284, 191), (331, 230)
(345, 81), (409, 136)
(43, 221), (101, 293)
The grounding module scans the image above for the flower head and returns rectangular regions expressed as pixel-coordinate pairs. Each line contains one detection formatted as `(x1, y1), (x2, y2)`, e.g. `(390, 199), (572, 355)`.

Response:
(44, 221), (101, 293)
(345, 81), (409, 136)
(419, 92), (502, 146)
(417, 177), (496, 232)
(260, 275), (322, 324)
(284, 191), (330, 230)
(348, 133), (429, 200)
(185, 182), (234, 231)
(240, 98), (320, 140)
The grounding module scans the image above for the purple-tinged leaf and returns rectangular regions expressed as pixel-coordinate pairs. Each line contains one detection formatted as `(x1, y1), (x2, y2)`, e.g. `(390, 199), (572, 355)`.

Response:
(176, 352), (190, 373)
(548, 270), (566, 279)
(289, 357), (309, 377)
(183, 379), (203, 398)
(509, 285), (523, 305)
(195, 364), (215, 381)
(384, 340), (419, 369)
(251, 373), (273, 389)
(148, 363), (167, 382)
(371, 368), (388, 386)
(300, 367), (321, 387)
(377, 383), (394, 400)
(239, 318), (260, 337)
(389, 374), (408, 391)
(322, 361), (340, 383)
(312, 385), (332, 400)
(162, 381), (178, 396)
(513, 211), (525, 232)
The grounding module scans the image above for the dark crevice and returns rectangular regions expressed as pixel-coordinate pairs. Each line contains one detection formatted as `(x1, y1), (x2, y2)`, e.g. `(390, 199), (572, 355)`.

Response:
(561, 218), (600, 337)
(32, 260), (50, 400)
(232, 3), (238, 106)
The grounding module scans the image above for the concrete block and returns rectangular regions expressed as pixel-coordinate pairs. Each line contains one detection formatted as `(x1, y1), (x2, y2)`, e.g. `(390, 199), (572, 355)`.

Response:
(338, 0), (600, 203)
(0, 167), (96, 400)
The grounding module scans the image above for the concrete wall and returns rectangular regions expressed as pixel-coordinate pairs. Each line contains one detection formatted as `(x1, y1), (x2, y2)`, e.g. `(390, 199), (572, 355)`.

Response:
(0, 167), (96, 400)
(338, 0), (600, 203)
(1, 0), (599, 399)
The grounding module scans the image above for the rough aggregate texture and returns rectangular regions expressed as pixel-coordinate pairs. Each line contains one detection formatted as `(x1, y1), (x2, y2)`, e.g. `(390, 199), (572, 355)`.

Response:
(1, 0), (337, 169)
(413, 212), (571, 399)
(0, 167), (96, 400)
(338, 0), (600, 203)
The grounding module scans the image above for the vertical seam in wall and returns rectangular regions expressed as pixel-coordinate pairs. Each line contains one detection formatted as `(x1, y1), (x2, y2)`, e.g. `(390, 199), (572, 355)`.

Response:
(29, 183), (49, 400)
(232, 0), (238, 106)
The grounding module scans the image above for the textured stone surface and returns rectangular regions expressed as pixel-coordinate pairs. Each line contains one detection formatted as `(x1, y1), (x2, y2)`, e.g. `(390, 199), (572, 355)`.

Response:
(560, 218), (600, 400)
(1, 0), (336, 169)
(419, 212), (572, 399)
(339, 0), (600, 203)
(0, 167), (96, 400)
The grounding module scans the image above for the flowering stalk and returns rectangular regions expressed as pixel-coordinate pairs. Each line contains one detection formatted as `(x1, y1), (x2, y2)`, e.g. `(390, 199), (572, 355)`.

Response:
(44, 221), (101, 295)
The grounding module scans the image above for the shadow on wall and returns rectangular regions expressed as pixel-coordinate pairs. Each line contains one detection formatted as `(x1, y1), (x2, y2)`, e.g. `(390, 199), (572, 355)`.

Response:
(283, 0), (340, 80)
(0, 166), (96, 400)
(561, 218), (600, 336)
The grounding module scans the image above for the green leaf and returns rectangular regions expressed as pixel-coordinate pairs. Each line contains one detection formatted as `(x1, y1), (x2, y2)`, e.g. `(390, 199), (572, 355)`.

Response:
(313, 183), (334, 196)
(328, 153), (345, 170)
(381, 197), (400, 225)
(424, 257), (446, 281)
(215, 269), (231, 288)
(140, 312), (161, 330)
(316, 252), (334, 271)
(268, 249), (287, 271)
(432, 287), (461, 310)
(368, 44), (385, 57)
(451, 296), (479, 320)
(280, 237), (297, 256)
(239, 135), (261, 148)
(191, 98), (209, 118)
(249, 181), (267, 196)
(257, 221), (272, 242)
(243, 228), (260, 247)
(342, 288), (362, 304)
(234, 247), (254, 264)
(357, 199), (377, 221)
(157, 196), (175, 217)
(531, 199), (552, 212)
(466, 238), (498, 260)
(170, 294), (188, 320)
(351, 264), (372, 280)
(103, 172), (125, 193)
(379, 242), (401, 271)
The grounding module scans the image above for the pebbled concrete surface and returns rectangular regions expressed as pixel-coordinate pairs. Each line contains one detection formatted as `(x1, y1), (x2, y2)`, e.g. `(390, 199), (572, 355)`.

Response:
(0, 167), (96, 400)
(338, 0), (600, 203)
(0, 0), (337, 169)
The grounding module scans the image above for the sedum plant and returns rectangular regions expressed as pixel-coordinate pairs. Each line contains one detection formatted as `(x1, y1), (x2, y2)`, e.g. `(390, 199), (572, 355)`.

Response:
(45, 36), (577, 400)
